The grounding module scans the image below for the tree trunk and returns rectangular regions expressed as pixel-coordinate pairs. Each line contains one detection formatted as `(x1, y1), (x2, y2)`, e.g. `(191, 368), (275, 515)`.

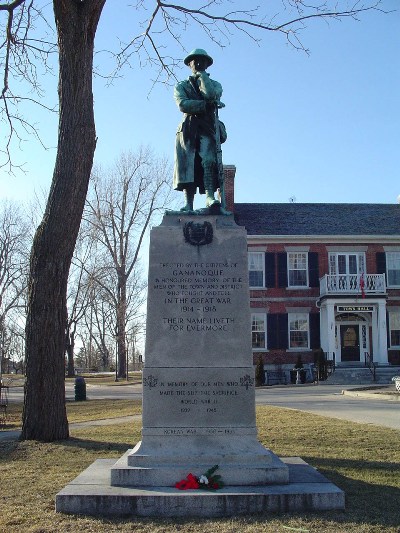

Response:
(117, 275), (127, 378)
(21, 0), (106, 442)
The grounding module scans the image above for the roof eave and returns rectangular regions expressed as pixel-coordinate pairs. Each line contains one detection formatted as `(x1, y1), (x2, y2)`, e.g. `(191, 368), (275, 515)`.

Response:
(247, 234), (400, 244)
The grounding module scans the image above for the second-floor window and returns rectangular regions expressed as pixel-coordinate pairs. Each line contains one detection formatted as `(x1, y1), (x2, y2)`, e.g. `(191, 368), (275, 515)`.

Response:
(386, 252), (400, 287)
(248, 252), (264, 288)
(329, 252), (366, 276)
(288, 252), (308, 287)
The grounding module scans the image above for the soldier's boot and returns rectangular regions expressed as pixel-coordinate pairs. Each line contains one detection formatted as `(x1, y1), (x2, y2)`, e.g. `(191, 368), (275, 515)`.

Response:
(180, 188), (195, 212)
(203, 165), (220, 208)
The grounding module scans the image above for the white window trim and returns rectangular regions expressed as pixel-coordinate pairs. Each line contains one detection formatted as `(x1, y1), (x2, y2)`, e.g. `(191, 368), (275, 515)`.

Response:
(288, 312), (310, 351)
(251, 312), (267, 351)
(287, 252), (309, 288)
(248, 251), (265, 289)
(386, 252), (400, 289)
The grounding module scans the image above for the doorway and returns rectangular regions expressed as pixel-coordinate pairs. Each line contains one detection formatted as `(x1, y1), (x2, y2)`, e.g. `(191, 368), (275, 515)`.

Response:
(340, 325), (360, 362)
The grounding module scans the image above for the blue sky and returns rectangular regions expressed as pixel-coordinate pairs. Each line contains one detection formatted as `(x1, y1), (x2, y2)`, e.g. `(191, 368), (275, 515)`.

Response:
(0, 1), (399, 208)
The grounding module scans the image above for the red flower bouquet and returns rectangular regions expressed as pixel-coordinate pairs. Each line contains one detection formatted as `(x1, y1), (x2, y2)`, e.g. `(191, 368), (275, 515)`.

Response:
(175, 465), (224, 491)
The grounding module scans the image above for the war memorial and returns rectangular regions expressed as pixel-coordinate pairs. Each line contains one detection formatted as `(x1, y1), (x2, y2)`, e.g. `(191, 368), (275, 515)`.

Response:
(56, 49), (344, 517)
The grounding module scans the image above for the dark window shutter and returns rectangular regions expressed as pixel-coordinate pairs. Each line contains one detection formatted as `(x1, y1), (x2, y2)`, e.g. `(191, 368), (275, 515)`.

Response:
(265, 253), (276, 288)
(278, 314), (288, 349)
(308, 252), (319, 288)
(309, 313), (321, 349)
(277, 253), (288, 288)
(376, 252), (386, 275)
(267, 314), (288, 349)
(267, 314), (278, 349)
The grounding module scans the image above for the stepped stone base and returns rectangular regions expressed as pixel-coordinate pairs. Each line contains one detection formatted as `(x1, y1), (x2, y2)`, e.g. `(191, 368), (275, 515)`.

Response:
(56, 457), (345, 517)
(111, 445), (289, 486)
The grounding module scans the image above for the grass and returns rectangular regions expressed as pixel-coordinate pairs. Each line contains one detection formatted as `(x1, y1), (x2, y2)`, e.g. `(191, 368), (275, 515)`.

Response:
(0, 402), (399, 532)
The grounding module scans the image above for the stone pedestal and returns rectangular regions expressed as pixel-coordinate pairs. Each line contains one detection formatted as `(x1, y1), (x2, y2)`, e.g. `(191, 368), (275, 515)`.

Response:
(56, 214), (345, 516)
(111, 214), (288, 486)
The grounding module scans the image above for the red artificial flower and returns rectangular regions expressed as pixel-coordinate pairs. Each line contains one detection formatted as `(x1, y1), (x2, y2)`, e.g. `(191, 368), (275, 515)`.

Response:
(175, 465), (223, 491)
(175, 473), (199, 490)
(175, 479), (188, 489)
(186, 473), (200, 489)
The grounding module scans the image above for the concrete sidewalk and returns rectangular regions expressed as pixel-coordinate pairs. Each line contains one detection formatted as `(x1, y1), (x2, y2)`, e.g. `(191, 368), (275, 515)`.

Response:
(0, 414), (141, 442)
(342, 387), (400, 401)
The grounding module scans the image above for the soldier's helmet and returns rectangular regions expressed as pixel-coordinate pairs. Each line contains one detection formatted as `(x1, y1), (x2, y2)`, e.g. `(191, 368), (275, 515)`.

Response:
(184, 49), (213, 67)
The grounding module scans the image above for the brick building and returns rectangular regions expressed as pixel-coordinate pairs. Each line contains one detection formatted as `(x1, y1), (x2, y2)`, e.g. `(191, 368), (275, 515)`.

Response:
(223, 166), (400, 373)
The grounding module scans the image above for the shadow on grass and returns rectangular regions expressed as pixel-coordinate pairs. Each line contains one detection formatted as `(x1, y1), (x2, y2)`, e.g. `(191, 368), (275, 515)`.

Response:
(302, 455), (400, 528)
(57, 436), (132, 454)
(0, 435), (132, 460)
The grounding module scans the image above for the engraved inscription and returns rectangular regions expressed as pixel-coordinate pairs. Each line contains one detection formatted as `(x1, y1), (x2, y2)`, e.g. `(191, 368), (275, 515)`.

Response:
(152, 261), (244, 334)
(144, 373), (254, 423)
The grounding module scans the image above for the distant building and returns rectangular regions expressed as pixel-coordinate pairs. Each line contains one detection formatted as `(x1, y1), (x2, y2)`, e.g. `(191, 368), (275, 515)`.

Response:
(223, 166), (400, 373)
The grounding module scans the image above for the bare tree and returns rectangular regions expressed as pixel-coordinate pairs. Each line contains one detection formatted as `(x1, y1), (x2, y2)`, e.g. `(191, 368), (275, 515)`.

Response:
(0, 201), (29, 379)
(0, 0), (383, 441)
(85, 148), (172, 378)
(21, 1), (106, 441)
(65, 236), (94, 377)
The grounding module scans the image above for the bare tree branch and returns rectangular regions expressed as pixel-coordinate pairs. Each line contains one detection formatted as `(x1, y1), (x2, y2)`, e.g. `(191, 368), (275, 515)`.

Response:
(0, 0), (57, 171)
(106, 0), (387, 84)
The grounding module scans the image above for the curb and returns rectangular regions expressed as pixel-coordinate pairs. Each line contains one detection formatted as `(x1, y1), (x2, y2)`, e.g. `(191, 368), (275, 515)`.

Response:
(342, 389), (400, 401)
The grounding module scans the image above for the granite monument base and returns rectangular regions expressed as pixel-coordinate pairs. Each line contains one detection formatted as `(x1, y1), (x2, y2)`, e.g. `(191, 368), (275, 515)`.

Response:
(56, 457), (345, 517)
(55, 214), (345, 516)
(111, 443), (289, 487)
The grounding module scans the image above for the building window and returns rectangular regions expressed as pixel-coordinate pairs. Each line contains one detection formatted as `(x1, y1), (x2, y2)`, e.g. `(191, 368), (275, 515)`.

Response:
(329, 252), (366, 276)
(386, 252), (400, 287)
(288, 313), (309, 349)
(288, 252), (308, 287)
(251, 313), (266, 349)
(248, 252), (264, 288)
(389, 312), (400, 347)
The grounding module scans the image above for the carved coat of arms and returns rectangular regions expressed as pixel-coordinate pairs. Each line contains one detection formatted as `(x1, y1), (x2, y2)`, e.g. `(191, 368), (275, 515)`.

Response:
(183, 221), (213, 246)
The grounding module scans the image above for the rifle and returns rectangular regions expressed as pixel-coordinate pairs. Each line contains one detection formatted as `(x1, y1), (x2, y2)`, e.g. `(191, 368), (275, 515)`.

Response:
(214, 103), (228, 213)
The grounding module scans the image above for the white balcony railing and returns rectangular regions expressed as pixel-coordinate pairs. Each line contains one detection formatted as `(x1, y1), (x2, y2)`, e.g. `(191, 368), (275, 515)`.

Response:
(320, 274), (386, 296)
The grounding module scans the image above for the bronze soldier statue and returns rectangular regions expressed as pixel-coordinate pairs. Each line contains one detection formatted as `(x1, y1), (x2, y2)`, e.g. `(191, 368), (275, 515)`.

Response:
(173, 49), (228, 214)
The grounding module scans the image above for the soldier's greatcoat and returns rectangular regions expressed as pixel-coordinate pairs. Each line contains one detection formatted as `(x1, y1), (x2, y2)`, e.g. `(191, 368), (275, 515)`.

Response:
(173, 75), (224, 192)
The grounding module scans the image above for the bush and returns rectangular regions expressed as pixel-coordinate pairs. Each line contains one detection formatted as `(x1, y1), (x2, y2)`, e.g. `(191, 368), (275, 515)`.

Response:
(255, 355), (265, 387)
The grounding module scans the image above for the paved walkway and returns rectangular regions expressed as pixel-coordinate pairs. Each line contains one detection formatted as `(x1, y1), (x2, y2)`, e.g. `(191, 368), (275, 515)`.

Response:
(1, 387), (398, 442)
(0, 414), (142, 442)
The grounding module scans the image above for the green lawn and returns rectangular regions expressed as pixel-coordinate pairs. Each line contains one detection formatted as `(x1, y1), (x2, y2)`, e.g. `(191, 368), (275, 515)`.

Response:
(0, 401), (399, 532)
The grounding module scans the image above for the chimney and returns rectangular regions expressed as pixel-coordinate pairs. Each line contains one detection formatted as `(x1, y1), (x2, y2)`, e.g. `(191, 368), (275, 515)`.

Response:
(222, 164), (236, 212)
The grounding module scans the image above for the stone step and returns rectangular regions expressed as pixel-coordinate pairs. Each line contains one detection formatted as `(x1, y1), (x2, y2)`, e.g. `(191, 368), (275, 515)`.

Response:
(56, 457), (345, 517)
(326, 366), (400, 385)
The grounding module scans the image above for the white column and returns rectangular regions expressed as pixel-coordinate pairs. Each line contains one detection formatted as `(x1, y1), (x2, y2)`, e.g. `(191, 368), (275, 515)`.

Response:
(320, 305), (327, 352)
(376, 301), (388, 365)
(326, 302), (336, 362)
